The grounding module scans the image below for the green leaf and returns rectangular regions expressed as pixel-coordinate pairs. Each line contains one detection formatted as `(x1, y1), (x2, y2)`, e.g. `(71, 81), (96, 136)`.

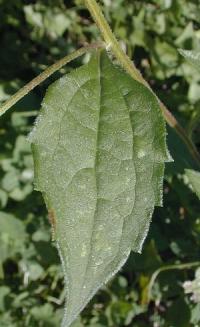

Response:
(24, 4), (72, 39)
(191, 303), (200, 325)
(29, 50), (170, 326)
(26, 261), (44, 281)
(185, 169), (200, 199)
(0, 212), (26, 264)
(179, 49), (200, 72)
(0, 286), (10, 312)
(30, 303), (62, 325)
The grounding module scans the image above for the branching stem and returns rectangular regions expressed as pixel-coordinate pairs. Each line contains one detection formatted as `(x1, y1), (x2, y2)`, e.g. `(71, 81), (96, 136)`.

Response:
(84, 0), (200, 166)
(147, 261), (200, 303)
(0, 43), (102, 117)
(1, 1), (200, 167)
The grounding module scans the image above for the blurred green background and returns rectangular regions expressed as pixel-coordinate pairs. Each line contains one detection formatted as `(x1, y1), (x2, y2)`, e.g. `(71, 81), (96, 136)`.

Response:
(0, 0), (200, 326)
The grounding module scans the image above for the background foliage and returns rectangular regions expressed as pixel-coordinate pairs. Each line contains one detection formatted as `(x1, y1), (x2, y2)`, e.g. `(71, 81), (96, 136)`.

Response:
(0, 0), (200, 326)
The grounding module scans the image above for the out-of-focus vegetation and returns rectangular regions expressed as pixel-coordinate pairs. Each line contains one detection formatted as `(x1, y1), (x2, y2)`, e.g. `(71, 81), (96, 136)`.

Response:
(0, 1), (200, 326)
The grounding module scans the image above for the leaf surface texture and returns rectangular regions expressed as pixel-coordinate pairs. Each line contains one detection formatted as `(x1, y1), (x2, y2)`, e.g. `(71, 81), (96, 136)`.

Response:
(29, 51), (170, 326)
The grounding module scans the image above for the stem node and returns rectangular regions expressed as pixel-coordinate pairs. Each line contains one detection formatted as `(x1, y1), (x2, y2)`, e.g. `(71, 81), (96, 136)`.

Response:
(84, 0), (200, 167)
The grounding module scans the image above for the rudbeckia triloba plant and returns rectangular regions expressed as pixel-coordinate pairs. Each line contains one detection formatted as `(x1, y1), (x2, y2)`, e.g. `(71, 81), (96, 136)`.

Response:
(1, 1), (200, 326)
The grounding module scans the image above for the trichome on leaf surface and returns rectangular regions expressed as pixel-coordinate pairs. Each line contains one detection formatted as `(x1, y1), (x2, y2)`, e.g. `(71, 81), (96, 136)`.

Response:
(1, 1), (200, 326)
(29, 50), (170, 326)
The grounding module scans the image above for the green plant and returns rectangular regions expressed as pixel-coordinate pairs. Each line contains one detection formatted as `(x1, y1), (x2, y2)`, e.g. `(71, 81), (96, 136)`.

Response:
(1, 1), (200, 326)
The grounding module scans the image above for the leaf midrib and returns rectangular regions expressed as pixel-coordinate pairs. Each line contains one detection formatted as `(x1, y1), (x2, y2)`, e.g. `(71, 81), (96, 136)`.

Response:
(79, 51), (102, 302)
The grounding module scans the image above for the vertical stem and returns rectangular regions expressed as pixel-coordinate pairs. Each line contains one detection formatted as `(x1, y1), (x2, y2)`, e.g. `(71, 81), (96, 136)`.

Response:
(84, 0), (145, 84)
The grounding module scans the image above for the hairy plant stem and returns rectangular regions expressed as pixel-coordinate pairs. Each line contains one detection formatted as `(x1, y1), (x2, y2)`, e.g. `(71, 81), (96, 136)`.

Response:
(147, 261), (200, 303)
(0, 43), (102, 117)
(84, 0), (200, 167)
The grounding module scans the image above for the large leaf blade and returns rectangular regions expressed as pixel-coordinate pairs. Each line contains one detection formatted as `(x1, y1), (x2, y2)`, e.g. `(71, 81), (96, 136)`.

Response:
(29, 51), (170, 326)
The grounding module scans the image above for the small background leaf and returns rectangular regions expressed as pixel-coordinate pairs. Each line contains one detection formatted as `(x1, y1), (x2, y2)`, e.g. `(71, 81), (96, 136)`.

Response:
(179, 49), (200, 72)
(0, 212), (26, 264)
(185, 169), (200, 199)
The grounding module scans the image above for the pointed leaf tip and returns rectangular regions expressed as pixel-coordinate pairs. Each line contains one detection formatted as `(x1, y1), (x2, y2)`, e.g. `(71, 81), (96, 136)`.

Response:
(30, 51), (169, 326)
